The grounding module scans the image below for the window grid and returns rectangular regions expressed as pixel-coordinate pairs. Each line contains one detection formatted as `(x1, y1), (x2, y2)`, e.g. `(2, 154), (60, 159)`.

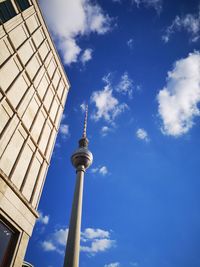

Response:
(0, 0), (69, 209)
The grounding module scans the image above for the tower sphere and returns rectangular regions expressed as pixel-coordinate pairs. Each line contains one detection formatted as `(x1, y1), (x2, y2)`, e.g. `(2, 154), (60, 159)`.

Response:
(71, 147), (93, 170)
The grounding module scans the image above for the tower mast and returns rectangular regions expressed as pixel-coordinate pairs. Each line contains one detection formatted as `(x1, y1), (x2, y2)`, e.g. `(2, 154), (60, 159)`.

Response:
(63, 105), (93, 267)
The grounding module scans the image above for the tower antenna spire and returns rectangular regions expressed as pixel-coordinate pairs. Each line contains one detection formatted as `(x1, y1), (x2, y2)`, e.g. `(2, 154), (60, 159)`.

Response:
(82, 104), (88, 138)
(79, 104), (89, 148)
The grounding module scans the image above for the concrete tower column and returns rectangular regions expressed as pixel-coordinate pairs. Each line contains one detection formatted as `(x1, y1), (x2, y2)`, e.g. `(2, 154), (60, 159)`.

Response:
(63, 165), (85, 267)
(63, 106), (93, 267)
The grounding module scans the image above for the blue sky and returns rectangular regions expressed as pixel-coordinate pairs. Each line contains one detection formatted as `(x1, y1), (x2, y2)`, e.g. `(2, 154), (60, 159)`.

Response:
(25, 0), (200, 266)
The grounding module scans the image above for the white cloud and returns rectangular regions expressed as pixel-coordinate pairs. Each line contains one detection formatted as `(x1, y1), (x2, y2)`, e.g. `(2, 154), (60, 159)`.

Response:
(58, 38), (81, 64)
(99, 166), (108, 175)
(101, 126), (112, 136)
(91, 166), (108, 176)
(91, 167), (98, 173)
(82, 228), (110, 239)
(102, 72), (113, 84)
(60, 124), (70, 138)
(41, 241), (56, 251)
(80, 102), (87, 113)
(116, 72), (133, 98)
(41, 227), (115, 256)
(104, 263), (120, 267)
(41, 227), (68, 254)
(38, 211), (49, 225)
(157, 51), (200, 136)
(53, 228), (69, 246)
(91, 72), (135, 125)
(132, 0), (162, 13)
(136, 128), (149, 142)
(39, 0), (112, 65)
(91, 85), (128, 123)
(81, 228), (114, 255)
(81, 48), (93, 64)
(81, 238), (115, 254)
(162, 8), (200, 43)
(127, 38), (134, 49)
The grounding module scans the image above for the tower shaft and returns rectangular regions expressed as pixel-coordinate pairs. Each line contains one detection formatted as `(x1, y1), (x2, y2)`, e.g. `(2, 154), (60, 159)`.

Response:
(63, 105), (93, 266)
(63, 166), (85, 267)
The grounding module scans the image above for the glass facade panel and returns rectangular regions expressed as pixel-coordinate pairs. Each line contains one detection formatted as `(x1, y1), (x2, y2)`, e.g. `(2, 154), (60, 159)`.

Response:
(15, 0), (30, 11)
(0, 0), (16, 23)
(0, 219), (18, 267)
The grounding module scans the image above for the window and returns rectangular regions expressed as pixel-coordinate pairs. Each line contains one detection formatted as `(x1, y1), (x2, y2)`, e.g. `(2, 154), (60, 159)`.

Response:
(0, 0), (16, 23)
(15, 0), (30, 11)
(0, 218), (18, 267)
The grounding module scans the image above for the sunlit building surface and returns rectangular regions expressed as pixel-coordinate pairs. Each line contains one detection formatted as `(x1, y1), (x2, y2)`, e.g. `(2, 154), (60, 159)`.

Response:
(0, 0), (70, 266)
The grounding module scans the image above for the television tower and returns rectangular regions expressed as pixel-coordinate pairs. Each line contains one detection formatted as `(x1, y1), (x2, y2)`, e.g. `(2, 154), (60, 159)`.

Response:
(63, 105), (93, 267)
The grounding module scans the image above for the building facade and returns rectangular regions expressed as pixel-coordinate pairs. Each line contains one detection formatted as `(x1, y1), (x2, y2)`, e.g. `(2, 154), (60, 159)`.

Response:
(0, 0), (70, 266)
